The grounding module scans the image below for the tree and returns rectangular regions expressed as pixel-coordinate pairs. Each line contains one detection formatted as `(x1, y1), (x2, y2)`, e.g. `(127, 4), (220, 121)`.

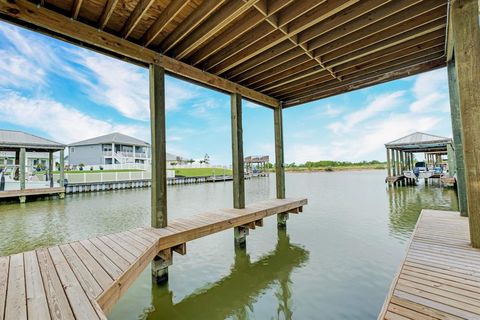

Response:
(204, 153), (210, 164)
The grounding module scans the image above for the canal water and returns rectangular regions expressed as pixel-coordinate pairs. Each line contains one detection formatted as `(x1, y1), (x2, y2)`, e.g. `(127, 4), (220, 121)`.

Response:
(0, 171), (458, 319)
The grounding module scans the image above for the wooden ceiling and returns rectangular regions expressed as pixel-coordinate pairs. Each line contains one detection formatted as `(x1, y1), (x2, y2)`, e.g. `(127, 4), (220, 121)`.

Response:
(0, 0), (448, 108)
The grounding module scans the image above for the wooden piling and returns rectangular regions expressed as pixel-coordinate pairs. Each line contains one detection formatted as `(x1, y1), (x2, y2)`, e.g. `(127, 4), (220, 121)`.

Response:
(274, 104), (285, 199)
(231, 92), (245, 209)
(59, 149), (65, 188)
(19, 147), (25, 191)
(149, 64), (167, 228)
(48, 151), (53, 188)
(150, 64), (168, 282)
(447, 59), (468, 216)
(386, 148), (391, 178)
(452, 0), (480, 247)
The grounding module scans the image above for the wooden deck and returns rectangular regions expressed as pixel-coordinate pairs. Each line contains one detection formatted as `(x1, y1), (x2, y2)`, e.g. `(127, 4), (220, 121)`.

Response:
(0, 197), (306, 319)
(379, 209), (480, 319)
(385, 175), (405, 184)
(0, 187), (65, 200)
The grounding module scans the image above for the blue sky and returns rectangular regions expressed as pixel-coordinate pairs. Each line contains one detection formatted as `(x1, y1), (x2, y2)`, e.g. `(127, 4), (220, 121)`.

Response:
(0, 21), (452, 165)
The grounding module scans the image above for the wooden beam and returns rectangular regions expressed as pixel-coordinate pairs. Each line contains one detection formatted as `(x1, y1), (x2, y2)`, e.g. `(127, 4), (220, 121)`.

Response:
(312, 2), (447, 60)
(71, 0), (83, 20)
(189, 9), (265, 66)
(451, 0), (480, 247)
(268, 24), (445, 97)
(159, 1), (225, 53)
(326, 20), (446, 68)
(203, 0), (357, 74)
(141, 0), (190, 47)
(254, 36), (444, 92)
(447, 59), (467, 217)
(274, 105), (285, 199)
(171, 0), (260, 59)
(172, 243), (186, 255)
(0, 0), (278, 108)
(98, 0), (118, 30)
(282, 51), (445, 101)
(284, 58), (445, 107)
(231, 93), (245, 209)
(150, 64), (167, 228)
(120, 0), (155, 39)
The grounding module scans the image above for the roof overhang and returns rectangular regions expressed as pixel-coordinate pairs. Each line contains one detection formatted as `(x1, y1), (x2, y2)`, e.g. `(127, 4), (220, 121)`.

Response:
(0, 0), (448, 108)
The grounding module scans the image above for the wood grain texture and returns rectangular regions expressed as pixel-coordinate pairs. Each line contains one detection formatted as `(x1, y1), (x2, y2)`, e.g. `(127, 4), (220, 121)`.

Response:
(0, 198), (307, 319)
(379, 209), (480, 319)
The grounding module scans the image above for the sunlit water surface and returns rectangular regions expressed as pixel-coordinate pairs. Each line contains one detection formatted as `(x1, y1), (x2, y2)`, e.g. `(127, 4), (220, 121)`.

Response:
(0, 171), (458, 319)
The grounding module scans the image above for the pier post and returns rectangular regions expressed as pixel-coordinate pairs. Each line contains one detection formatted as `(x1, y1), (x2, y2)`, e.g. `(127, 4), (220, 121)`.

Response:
(451, 0), (480, 246)
(48, 151), (54, 188)
(275, 104), (288, 228)
(149, 64), (169, 282)
(274, 104), (285, 199)
(447, 59), (468, 217)
(231, 92), (245, 209)
(386, 148), (391, 178)
(231, 93), (247, 245)
(19, 147), (26, 203)
(59, 149), (65, 187)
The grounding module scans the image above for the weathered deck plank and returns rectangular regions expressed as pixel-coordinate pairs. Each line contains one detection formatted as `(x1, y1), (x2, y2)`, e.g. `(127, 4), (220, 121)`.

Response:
(0, 197), (306, 319)
(379, 210), (480, 320)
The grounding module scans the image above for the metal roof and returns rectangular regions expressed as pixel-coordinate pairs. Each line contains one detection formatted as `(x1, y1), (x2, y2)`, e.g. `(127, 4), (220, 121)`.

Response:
(69, 132), (150, 147)
(0, 129), (65, 151)
(385, 132), (452, 152)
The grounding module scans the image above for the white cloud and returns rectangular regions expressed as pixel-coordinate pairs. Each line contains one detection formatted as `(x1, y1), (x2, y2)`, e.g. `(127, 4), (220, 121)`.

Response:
(328, 91), (405, 134)
(410, 69), (449, 113)
(0, 90), (148, 143)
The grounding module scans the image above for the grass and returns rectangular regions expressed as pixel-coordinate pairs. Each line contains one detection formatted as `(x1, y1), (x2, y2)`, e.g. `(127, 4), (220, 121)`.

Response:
(36, 169), (143, 174)
(174, 168), (232, 177)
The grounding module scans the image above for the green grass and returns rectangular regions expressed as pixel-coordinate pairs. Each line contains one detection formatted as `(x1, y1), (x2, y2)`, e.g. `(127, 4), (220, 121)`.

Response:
(174, 168), (232, 177)
(36, 169), (143, 175)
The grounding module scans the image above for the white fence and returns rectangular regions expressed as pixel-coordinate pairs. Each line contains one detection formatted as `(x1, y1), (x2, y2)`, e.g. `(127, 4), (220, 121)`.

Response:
(79, 163), (150, 171)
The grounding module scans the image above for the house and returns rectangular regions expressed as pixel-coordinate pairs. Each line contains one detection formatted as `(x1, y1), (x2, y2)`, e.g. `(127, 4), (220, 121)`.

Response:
(69, 132), (151, 166)
(68, 132), (187, 166)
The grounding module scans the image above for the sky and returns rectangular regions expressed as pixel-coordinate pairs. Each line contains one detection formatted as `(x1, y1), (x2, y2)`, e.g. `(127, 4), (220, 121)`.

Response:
(0, 21), (453, 165)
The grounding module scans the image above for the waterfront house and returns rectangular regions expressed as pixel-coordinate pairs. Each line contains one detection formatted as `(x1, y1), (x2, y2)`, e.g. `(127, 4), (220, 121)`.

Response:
(68, 132), (186, 166)
(69, 132), (151, 166)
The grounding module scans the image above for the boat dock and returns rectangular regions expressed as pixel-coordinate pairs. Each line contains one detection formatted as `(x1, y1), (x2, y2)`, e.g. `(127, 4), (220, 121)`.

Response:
(0, 198), (306, 319)
(379, 209), (480, 319)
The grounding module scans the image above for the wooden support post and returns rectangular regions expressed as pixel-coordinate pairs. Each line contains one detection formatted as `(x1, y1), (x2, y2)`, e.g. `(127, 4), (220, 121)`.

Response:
(447, 144), (456, 178)
(386, 148), (392, 178)
(59, 149), (65, 188)
(274, 104), (285, 199)
(150, 64), (167, 228)
(172, 243), (186, 255)
(447, 59), (468, 216)
(150, 64), (168, 283)
(48, 151), (53, 188)
(152, 248), (172, 284)
(392, 149), (397, 177)
(277, 212), (289, 229)
(19, 147), (26, 199)
(234, 225), (249, 247)
(231, 92), (245, 209)
(452, 0), (480, 246)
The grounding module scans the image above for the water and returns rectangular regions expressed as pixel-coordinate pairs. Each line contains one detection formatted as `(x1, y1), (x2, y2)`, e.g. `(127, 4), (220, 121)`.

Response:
(0, 171), (458, 319)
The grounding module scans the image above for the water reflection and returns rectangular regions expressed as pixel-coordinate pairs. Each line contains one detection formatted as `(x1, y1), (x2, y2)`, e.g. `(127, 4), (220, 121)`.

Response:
(144, 229), (309, 319)
(387, 183), (458, 240)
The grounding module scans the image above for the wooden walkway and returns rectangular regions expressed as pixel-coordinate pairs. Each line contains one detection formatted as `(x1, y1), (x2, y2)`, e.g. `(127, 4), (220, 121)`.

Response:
(0, 198), (306, 320)
(0, 187), (65, 201)
(379, 209), (480, 319)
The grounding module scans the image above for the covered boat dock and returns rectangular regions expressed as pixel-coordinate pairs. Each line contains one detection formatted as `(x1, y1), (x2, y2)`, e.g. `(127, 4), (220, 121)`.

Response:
(0, 0), (479, 319)
(385, 132), (454, 186)
(0, 130), (65, 203)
